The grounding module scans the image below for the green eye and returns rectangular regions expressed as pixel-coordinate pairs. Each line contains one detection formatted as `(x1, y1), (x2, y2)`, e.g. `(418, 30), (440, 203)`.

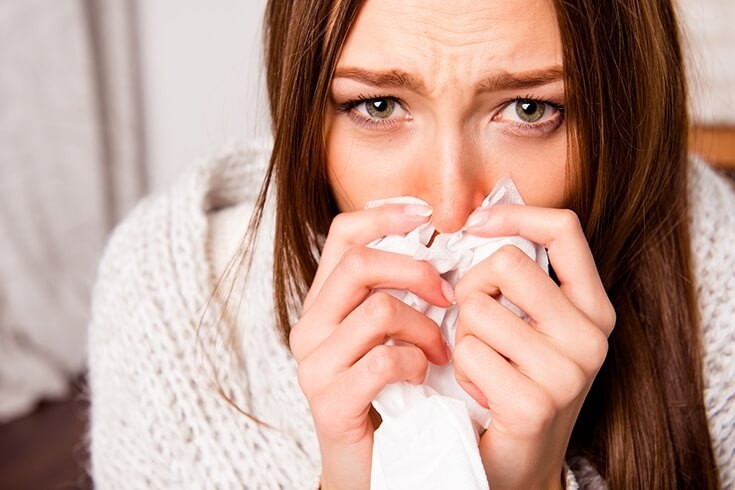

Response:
(365, 98), (396, 119)
(515, 100), (546, 123)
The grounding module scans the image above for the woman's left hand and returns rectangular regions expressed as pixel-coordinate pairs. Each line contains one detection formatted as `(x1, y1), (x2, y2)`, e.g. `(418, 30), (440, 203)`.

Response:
(454, 204), (616, 490)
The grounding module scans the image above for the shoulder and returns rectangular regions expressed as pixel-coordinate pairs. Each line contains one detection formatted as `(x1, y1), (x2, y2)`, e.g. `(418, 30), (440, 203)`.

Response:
(687, 156), (735, 331)
(88, 139), (272, 368)
(687, 157), (735, 486)
(87, 141), (322, 486)
(90, 140), (271, 306)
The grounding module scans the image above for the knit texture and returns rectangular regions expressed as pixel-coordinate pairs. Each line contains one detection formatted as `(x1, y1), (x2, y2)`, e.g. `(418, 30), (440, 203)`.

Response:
(88, 143), (735, 489)
(690, 156), (735, 486)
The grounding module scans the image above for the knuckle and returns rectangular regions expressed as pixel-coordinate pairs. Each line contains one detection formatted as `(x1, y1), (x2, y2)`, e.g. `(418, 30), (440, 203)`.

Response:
(288, 322), (304, 357)
(405, 346), (429, 379)
(310, 389), (372, 445)
(517, 390), (555, 432)
(339, 246), (370, 275)
(586, 329), (610, 370)
(454, 279), (474, 305)
(415, 259), (438, 285)
(363, 292), (399, 327)
(489, 244), (527, 275)
(493, 207), (512, 228)
(328, 213), (349, 237)
(452, 335), (476, 368)
(296, 356), (316, 395)
(560, 361), (589, 401)
(559, 208), (582, 232)
(366, 345), (399, 378)
(458, 292), (487, 325)
(603, 301), (617, 333)
(309, 390), (338, 427)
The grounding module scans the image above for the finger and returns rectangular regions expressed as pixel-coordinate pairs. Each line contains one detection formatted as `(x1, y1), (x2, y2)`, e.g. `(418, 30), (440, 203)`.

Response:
(455, 244), (585, 341)
(463, 205), (615, 334)
(309, 246), (453, 324)
(304, 203), (433, 311)
(455, 293), (593, 401)
(306, 292), (449, 382)
(291, 249), (452, 360)
(313, 344), (429, 422)
(453, 335), (554, 435)
(455, 292), (556, 374)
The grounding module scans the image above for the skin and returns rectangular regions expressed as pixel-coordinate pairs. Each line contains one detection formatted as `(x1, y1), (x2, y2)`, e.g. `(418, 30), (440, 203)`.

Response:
(289, 0), (616, 488)
(325, 0), (568, 230)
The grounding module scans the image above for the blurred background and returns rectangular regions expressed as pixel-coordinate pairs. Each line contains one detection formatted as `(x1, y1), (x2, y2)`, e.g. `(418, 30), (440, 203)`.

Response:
(0, 1), (732, 488)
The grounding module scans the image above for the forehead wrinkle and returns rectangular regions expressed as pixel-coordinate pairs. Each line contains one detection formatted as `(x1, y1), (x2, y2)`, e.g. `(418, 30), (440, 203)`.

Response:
(388, 0), (549, 47)
(380, 29), (499, 95)
(392, 10), (504, 51)
(340, 0), (561, 96)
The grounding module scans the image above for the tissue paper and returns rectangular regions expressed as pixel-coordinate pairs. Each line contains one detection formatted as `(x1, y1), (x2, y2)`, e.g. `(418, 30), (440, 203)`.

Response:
(366, 177), (549, 490)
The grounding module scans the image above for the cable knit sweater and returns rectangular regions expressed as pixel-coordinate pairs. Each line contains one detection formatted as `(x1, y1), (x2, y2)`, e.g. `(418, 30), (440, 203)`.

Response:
(88, 142), (735, 489)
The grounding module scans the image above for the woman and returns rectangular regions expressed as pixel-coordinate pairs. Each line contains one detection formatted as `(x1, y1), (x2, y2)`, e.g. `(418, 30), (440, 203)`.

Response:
(88, 0), (735, 488)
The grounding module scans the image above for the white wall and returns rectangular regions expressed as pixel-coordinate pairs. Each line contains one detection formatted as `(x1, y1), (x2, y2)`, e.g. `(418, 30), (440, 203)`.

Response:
(137, 0), (269, 189)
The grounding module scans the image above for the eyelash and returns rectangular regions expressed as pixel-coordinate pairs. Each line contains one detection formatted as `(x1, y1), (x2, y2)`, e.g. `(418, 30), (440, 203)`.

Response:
(499, 95), (566, 136)
(336, 93), (407, 129)
(336, 93), (566, 135)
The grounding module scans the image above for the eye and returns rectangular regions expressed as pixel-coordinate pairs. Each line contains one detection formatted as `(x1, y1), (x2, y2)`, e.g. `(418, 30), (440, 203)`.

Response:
(363, 98), (395, 118)
(336, 95), (411, 129)
(492, 97), (565, 135)
(515, 100), (545, 122)
(354, 97), (408, 120)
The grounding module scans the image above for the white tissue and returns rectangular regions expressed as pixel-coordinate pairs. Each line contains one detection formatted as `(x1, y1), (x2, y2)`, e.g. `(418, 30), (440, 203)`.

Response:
(367, 177), (549, 490)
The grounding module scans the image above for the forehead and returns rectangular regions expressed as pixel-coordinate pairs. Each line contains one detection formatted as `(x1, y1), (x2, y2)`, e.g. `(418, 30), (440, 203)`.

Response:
(338, 0), (562, 88)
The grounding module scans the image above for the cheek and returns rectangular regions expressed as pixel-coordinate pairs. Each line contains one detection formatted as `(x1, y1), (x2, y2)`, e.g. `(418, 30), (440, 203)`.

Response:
(325, 109), (569, 212)
(325, 113), (358, 211)
(481, 126), (568, 208)
(325, 115), (417, 212)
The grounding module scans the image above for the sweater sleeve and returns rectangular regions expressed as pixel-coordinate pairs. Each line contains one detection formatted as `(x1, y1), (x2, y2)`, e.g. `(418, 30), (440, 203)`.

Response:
(87, 183), (322, 488)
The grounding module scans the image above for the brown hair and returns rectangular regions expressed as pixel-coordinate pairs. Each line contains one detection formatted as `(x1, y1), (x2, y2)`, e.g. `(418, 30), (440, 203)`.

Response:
(217, 0), (720, 486)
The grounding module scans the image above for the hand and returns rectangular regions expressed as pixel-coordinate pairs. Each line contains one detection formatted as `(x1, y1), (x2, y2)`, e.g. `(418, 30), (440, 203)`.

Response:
(453, 205), (616, 490)
(289, 203), (453, 490)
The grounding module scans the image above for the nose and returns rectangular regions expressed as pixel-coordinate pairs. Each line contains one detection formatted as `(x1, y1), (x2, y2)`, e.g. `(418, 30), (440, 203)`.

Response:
(417, 129), (488, 234)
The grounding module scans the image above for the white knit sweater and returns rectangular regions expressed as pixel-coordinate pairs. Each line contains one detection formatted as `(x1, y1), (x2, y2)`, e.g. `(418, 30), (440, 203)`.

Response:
(88, 142), (735, 489)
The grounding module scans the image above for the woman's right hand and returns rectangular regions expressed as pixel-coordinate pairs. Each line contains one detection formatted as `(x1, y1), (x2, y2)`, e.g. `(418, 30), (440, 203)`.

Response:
(289, 203), (454, 490)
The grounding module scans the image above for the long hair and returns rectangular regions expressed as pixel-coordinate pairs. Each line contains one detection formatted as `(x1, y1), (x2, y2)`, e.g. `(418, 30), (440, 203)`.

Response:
(220, 0), (719, 487)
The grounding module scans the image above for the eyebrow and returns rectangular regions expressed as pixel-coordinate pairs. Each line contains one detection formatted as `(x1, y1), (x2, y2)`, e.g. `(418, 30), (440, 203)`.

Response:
(478, 66), (564, 92)
(333, 66), (564, 93)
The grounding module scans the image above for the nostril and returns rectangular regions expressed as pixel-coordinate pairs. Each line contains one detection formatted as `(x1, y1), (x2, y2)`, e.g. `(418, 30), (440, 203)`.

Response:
(426, 229), (440, 247)
(431, 219), (470, 235)
(429, 200), (484, 234)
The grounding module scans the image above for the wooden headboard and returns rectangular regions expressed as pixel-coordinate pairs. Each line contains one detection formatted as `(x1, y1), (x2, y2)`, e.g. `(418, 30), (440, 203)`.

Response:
(690, 126), (735, 171)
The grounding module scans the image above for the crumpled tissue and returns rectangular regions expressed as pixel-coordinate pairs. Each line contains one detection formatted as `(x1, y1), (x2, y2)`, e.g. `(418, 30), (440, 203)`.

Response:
(366, 177), (549, 490)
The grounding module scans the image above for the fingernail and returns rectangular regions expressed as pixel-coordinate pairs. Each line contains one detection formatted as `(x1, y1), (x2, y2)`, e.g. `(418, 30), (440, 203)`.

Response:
(463, 209), (488, 230)
(443, 341), (453, 363)
(364, 199), (387, 209)
(404, 204), (433, 218)
(440, 278), (456, 305)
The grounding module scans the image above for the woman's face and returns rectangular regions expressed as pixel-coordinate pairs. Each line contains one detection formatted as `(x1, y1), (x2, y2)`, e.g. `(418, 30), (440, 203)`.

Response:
(325, 0), (567, 233)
